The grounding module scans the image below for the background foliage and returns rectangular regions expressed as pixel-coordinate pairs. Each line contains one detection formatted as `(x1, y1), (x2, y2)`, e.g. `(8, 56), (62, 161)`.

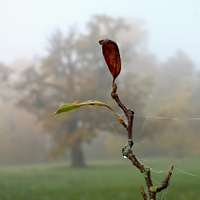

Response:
(0, 15), (200, 167)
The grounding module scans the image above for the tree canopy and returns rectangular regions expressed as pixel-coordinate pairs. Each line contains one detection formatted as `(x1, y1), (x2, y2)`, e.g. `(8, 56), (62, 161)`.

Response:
(15, 15), (154, 167)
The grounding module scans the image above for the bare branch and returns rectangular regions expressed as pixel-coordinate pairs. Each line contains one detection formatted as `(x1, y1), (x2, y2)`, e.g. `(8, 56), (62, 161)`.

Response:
(111, 82), (134, 147)
(111, 80), (173, 200)
(140, 185), (148, 200)
(156, 165), (174, 193)
(99, 38), (174, 200)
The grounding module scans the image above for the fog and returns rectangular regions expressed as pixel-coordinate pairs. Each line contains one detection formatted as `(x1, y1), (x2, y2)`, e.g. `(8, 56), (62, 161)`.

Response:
(0, 1), (200, 167)
(1, 0), (200, 66)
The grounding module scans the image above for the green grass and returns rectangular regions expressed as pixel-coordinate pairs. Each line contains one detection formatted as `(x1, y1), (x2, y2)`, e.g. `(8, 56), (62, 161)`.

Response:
(0, 158), (200, 200)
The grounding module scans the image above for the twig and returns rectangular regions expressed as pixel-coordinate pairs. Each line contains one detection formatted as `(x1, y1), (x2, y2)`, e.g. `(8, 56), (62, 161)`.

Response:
(140, 185), (148, 200)
(156, 165), (174, 192)
(99, 38), (173, 199)
(111, 81), (134, 148)
(111, 81), (174, 200)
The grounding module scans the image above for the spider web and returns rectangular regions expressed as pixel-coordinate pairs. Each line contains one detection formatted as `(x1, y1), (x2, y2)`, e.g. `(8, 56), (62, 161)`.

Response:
(100, 53), (200, 199)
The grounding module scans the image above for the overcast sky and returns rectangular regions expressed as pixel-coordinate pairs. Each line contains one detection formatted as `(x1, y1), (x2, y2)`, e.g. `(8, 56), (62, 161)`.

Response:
(0, 0), (200, 67)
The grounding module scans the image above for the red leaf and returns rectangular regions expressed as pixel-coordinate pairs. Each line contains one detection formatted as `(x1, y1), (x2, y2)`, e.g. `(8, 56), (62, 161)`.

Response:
(99, 39), (121, 80)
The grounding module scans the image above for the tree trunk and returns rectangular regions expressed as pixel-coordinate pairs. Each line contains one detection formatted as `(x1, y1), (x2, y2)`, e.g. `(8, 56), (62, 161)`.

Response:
(70, 145), (85, 168)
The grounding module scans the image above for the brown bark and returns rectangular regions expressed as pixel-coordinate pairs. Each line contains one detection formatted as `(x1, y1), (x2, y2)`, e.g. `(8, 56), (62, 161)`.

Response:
(111, 75), (173, 200)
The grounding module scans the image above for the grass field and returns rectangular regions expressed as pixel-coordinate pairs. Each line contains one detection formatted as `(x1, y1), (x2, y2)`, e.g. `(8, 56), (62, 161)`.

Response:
(0, 158), (199, 200)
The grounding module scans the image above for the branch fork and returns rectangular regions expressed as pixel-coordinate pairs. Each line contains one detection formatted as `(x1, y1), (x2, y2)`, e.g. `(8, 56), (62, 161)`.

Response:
(112, 80), (173, 200)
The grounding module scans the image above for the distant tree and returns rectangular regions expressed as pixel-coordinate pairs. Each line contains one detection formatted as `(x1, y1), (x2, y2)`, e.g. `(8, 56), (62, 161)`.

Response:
(147, 50), (200, 156)
(0, 63), (46, 165)
(0, 103), (45, 165)
(0, 63), (10, 82)
(189, 69), (200, 155)
(190, 69), (200, 115)
(0, 63), (11, 100)
(15, 15), (153, 167)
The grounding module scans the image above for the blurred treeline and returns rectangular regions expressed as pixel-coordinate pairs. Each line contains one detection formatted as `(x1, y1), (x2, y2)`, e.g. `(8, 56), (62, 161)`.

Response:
(0, 15), (200, 167)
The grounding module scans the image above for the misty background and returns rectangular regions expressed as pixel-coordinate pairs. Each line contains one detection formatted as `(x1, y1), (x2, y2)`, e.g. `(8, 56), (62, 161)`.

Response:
(0, 1), (200, 167)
